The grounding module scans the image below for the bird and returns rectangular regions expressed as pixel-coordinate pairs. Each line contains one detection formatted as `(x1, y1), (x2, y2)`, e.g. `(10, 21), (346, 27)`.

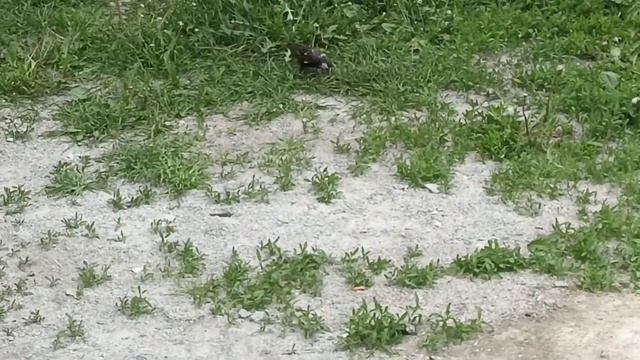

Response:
(286, 43), (333, 74)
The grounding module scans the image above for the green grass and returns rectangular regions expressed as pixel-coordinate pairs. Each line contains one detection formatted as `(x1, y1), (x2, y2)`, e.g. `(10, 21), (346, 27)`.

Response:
(281, 305), (330, 339)
(117, 286), (156, 319)
(2, 107), (38, 142)
(341, 297), (422, 352)
(340, 247), (392, 288)
(4, 0), (638, 204)
(0, 185), (31, 215)
(188, 240), (332, 315)
(103, 135), (210, 196)
(52, 314), (86, 350)
(388, 259), (444, 289)
(44, 158), (104, 198)
(259, 137), (314, 192)
(423, 304), (486, 352)
(54, 80), (178, 143)
(158, 238), (206, 278)
(451, 240), (529, 280)
(309, 167), (341, 203)
(77, 261), (112, 291)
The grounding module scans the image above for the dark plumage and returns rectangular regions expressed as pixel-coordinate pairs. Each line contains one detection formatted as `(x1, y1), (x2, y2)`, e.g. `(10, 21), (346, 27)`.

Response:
(287, 43), (333, 73)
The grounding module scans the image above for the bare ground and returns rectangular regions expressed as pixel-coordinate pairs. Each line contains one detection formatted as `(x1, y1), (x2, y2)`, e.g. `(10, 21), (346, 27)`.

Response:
(0, 95), (636, 359)
(443, 291), (640, 360)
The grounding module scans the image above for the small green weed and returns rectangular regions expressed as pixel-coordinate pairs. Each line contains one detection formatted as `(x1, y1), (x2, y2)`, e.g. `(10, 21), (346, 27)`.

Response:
(332, 137), (353, 155)
(82, 221), (99, 239)
(117, 286), (156, 319)
(340, 247), (392, 289)
(207, 187), (242, 205)
(78, 261), (112, 290)
(108, 188), (126, 210)
(0, 185), (31, 215)
(189, 241), (331, 315)
(52, 314), (86, 350)
(451, 241), (528, 279)
(396, 148), (453, 189)
(61, 212), (87, 232)
(151, 218), (176, 241)
(129, 185), (155, 207)
(109, 186), (156, 210)
(260, 138), (313, 192)
(341, 297), (422, 352)
(309, 167), (341, 203)
(423, 304), (486, 352)
(44, 158), (103, 198)
(577, 261), (619, 292)
(349, 126), (391, 176)
(2, 108), (38, 142)
(241, 176), (271, 203)
(40, 230), (61, 250)
(282, 305), (329, 339)
(17, 256), (32, 271)
(24, 309), (44, 325)
(159, 239), (206, 277)
(388, 260), (443, 289)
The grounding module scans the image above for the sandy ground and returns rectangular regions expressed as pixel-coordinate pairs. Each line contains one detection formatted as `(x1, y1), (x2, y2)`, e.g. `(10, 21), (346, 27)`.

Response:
(0, 94), (635, 359)
(443, 291), (640, 360)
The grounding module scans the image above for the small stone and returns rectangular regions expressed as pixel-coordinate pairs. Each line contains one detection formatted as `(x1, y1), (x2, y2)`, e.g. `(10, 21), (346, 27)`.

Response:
(552, 280), (569, 288)
(423, 183), (440, 194)
(251, 311), (267, 322)
(131, 267), (144, 274)
(238, 309), (251, 319)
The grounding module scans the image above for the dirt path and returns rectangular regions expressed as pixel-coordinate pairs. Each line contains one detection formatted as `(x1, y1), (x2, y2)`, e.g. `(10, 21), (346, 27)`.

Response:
(443, 291), (640, 360)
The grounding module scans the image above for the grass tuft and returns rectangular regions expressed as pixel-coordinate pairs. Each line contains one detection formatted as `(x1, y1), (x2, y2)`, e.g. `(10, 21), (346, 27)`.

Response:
(0, 185), (31, 215)
(104, 136), (209, 196)
(451, 240), (528, 279)
(188, 240), (332, 316)
(309, 167), (341, 203)
(423, 304), (486, 352)
(117, 286), (156, 319)
(44, 158), (103, 198)
(341, 297), (422, 352)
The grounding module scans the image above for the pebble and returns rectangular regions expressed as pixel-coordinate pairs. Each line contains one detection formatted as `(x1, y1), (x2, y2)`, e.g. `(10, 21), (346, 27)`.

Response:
(251, 311), (267, 322)
(552, 281), (569, 288)
(423, 183), (440, 194)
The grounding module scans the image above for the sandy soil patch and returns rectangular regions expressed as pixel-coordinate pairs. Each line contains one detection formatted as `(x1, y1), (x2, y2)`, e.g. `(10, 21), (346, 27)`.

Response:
(0, 96), (632, 359)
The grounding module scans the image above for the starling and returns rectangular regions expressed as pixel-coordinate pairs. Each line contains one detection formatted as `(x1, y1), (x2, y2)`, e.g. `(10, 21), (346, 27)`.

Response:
(287, 43), (333, 73)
